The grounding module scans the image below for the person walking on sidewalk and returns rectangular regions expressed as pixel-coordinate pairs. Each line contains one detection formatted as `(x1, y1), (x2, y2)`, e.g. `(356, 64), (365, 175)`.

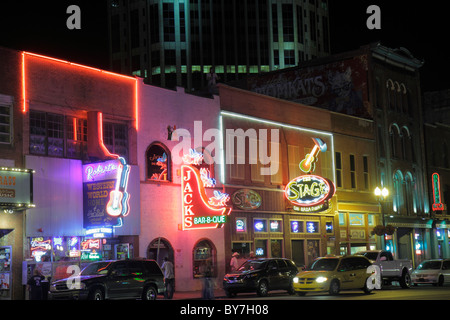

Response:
(162, 257), (175, 299)
(230, 252), (239, 272)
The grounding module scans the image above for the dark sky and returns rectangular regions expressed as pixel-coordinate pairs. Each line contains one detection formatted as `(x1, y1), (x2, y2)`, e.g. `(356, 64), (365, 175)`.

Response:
(1, 1), (448, 92)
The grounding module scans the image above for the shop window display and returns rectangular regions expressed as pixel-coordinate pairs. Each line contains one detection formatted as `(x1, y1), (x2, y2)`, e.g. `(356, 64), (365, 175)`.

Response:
(193, 240), (217, 278)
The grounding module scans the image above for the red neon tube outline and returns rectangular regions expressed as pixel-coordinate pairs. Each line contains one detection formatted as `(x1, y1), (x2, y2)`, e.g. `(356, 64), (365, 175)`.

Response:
(21, 51), (139, 130)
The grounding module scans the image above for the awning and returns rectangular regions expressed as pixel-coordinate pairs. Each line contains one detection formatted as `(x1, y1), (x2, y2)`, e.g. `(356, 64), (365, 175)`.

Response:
(385, 216), (433, 229)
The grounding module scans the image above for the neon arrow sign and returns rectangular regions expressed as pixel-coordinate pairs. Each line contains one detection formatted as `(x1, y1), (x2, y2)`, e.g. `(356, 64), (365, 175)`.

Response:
(432, 173), (444, 211)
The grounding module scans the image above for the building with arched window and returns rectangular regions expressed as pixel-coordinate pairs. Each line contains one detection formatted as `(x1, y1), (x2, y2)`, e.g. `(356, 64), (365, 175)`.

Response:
(137, 85), (228, 292)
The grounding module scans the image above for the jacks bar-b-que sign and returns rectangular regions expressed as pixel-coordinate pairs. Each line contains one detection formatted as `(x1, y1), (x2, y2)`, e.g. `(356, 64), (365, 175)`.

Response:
(181, 149), (231, 230)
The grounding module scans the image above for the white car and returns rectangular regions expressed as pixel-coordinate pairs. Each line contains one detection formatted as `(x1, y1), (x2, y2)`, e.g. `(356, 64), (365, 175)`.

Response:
(411, 259), (450, 286)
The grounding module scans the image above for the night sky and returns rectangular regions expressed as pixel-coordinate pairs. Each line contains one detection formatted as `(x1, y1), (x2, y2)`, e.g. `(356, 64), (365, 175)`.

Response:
(1, 0), (448, 92)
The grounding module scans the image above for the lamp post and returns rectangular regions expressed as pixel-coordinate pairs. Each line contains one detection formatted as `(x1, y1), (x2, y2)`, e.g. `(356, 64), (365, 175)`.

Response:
(374, 186), (389, 249)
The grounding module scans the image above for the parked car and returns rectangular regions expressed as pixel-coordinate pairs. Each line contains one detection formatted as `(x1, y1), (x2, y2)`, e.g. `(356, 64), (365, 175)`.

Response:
(223, 258), (299, 297)
(48, 259), (165, 300)
(356, 250), (412, 288)
(293, 255), (375, 296)
(412, 259), (450, 286)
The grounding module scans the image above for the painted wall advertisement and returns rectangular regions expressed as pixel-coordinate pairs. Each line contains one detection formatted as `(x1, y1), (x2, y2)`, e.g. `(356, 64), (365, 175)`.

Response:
(247, 55), (371, 119)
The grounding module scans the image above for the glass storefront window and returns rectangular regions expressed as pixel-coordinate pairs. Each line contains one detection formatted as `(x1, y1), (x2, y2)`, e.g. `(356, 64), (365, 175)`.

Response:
(271, 240), (283, 258)
(349, 213), (365, 226)
(255, 239), (267, 257)
(193, 240), (217, 278)
(290, 220), (304, 233)
(254, 219), (267, 232)
(306, 221), (319, 234)
(235, 218), (247, 233)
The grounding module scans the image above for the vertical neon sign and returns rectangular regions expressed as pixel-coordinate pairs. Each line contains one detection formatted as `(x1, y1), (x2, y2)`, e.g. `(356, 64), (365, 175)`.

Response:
(181, 150), (231, 230)
(432, 173), (444, 211)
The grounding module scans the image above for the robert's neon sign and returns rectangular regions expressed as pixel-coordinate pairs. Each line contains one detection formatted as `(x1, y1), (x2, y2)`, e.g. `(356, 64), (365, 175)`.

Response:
(181, 150), (231, 230)
(432, 173), (444, 211)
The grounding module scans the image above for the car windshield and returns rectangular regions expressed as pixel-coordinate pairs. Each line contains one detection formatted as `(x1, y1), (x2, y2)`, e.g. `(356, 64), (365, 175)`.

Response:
(81, 262), (113, 276)
(357, 252), (378, 261)
(417, 261), (442, 270)
(238, 260), (267, 272)
(309, 258), (339, 271)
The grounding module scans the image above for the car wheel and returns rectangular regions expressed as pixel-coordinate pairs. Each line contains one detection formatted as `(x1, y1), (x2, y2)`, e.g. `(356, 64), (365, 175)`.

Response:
(225, 290), (236, 298)
(363, 278), (373, 294)
(438, 275), (444, 287)
(257, 280), (269, 297)
(142, 285), (157, 300)
(400, 270), (411, 289)
(89, 288), (104, 300)
(329, 279), (340, 295)
(287, 281), (295, 295)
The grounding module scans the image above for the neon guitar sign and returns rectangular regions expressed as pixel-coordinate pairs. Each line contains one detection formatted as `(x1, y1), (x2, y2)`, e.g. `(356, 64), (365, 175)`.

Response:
(285, 137), (335, 213)
(106, 157), (131, 217)
(299, 137), (327, 173)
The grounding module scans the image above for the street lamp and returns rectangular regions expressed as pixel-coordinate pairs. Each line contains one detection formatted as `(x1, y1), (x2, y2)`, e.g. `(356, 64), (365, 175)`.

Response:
(374, 186), (389, 249)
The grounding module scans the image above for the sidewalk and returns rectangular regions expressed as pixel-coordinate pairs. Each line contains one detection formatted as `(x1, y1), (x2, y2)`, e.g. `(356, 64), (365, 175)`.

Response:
(170, 288), (227, 300)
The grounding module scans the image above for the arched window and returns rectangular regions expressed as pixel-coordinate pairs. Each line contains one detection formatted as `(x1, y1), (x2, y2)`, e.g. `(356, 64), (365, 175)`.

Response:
(146, 142), (171, 181)
(192, 239), (217, 279)
(393, 170), (404, 214)
(404, 172), (416, 215)
(401, 126), (411, 161)
(389, 124), (401, 159)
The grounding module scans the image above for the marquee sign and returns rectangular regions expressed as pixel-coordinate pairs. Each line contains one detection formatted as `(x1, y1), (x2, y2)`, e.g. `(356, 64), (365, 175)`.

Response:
(83, 157), (131, 228)
(181, 150), (231, 230)
(285, 175), (335, 212)
(285, 137), (335, 213)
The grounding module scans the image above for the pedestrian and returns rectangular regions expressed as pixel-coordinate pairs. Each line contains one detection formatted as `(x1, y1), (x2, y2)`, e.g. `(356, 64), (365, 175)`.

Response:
(27, 268), (45, 300)
(200, 259), (214, 300)
(161, 257), (175, 299)
(230, 252), (239, 272)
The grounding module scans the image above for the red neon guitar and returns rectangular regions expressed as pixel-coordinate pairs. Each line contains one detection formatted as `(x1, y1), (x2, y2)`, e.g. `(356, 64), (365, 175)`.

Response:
(299, 138), (327, 173)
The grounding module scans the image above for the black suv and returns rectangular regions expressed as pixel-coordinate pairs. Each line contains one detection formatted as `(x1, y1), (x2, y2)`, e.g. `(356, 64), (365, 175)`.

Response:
(48, 259), (165, 300)
(223, 258), (299, 297)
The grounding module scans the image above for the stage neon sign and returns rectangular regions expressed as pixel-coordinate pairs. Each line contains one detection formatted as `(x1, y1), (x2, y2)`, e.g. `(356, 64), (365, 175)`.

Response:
(285, 138), (335, 213)
(181, 150), (231, 230)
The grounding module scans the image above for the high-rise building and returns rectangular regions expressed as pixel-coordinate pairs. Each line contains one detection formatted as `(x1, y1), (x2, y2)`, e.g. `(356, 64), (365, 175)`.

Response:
(107, 0), (330, 92)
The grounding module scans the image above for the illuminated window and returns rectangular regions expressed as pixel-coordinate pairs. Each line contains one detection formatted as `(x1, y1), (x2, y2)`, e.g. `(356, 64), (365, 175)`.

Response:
(290, 220), (304, 233)
(254, 219), (267, 233)
(146, 143), (171, 181)
(335, 152), (342, 188)
(235, 218), (247, 233)
(306, 221), (319, 233)
(269, 220), (282, 233)
(349, 213), (364, 226)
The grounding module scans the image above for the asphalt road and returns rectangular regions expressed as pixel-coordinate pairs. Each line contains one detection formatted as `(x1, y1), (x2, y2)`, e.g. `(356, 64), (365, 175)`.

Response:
(218, 284), (450, 300)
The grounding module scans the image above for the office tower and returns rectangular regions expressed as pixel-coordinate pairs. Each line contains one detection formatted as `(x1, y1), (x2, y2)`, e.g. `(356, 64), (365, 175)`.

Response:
(108, 0), (330, 92)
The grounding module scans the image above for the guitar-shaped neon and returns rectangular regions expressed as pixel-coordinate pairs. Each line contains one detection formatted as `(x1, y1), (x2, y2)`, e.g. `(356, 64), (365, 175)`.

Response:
(299, 138), (327, 173)
(106, 157), (131, 217)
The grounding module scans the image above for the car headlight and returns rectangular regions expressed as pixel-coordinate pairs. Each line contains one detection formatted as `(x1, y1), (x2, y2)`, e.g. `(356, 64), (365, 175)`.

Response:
(316, 276), (328, 283)
(293, 277), (299, 283)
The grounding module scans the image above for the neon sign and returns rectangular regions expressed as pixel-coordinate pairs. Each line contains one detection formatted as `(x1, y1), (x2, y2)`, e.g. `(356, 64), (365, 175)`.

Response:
(84, 162), (119, 181)
(432, 173), (444, 211)
(285, 137), (334, 213)
(285, 175), (335, 210)
(181, 150), (231, 230)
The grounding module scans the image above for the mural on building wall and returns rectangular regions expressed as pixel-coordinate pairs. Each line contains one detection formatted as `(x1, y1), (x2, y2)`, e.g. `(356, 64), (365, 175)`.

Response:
(247, 55), (371, 119)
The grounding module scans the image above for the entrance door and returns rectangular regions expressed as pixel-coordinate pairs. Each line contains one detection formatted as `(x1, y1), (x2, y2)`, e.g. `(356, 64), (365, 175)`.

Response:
(291, 240), (305, 268)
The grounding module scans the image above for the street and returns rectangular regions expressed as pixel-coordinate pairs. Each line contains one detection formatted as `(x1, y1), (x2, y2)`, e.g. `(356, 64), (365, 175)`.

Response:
(216, 285), (450, 300)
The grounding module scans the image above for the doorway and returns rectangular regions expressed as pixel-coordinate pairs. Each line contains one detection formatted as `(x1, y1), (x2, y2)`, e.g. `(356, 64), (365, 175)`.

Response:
(291, 240), (305, 268)
(147, 237), (174, 267)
